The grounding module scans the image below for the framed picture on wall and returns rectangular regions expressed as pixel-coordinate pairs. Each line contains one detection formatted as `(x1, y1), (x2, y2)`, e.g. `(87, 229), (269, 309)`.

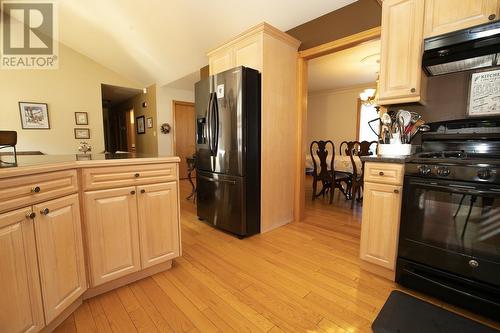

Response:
(136, 116), (145, 134)
(75, 112), (88, 125)
(74, 128), (90, 139)
(19, 102), (50, 129)
(468, 68), (500, 116)
(147, 117), (153, 128)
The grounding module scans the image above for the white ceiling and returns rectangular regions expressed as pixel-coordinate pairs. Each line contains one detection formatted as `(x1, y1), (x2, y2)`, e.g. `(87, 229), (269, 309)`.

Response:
(308, 39), (381, 92)
(55, 0), (357, 86)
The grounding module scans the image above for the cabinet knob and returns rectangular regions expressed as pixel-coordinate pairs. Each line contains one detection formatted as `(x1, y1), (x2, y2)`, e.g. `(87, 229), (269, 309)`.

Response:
(410, 88), (416, 93)
(140, 189), (146, 194)
(134, 173), (140, 178)
(130, 190), (136, 195)
(394, 189), (400, 194)
(26, 212), (36, 219)
(40, 208), (49, 215)
(379, 171), (385, 176)
(31, 186), (41, 193)
(488, 14), (496, 20)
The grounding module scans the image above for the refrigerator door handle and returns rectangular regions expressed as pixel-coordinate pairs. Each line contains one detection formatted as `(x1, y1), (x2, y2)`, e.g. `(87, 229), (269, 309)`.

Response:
(199, 175), (236, 185)
(206, 93), (213, 155)
(213, 94), (219, 154)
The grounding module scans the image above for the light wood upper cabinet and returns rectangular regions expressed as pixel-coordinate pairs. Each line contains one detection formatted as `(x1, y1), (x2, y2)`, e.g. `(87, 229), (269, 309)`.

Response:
(233, 34), (263, 72)
(378, 0), (426, 105)
(33, 194), (87, 323)
(0, 208), (44, 333)
(209, 51), (234, 75)
(360, 181), (402, 271)
(84, 187), (141, 286)
(137, 182), (180, 268)
(424, 0), (499, 38)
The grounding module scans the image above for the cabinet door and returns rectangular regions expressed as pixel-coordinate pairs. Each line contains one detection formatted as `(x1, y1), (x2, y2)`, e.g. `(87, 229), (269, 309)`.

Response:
(137, 182), (180, 268)
(424, 0), (499, 38)
(209, 50), (234, 75)
(0, 208), (44, 333)
(378, 0), (425, 104)
(84, 187), (140, 286)
(34, 194), (87, 322)
(234, 34), (263, 72)
(360, 182), (402, 270)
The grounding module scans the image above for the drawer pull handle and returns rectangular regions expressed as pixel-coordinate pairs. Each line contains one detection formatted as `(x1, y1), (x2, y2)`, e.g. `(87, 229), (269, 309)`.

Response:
(394, 189), (399, 194)
(140, 189), (146, 194)
(40, 208), (49, 215)
(130, 190), (136, 195)
(379, 171), (385, 176)
(134, 173), (140, 178)
(31, 186), (41, 193)
(410, 88), (416, 93)
(26, 212), (36, 219)
(488, 14), (496, 21)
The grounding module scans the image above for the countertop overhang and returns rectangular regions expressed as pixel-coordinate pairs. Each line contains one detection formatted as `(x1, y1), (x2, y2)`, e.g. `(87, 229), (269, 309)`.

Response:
(0, 153), (180, 179)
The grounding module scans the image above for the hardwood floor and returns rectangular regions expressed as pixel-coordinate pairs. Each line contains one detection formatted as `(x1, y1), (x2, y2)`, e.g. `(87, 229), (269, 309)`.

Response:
(54, 178), (500, 332)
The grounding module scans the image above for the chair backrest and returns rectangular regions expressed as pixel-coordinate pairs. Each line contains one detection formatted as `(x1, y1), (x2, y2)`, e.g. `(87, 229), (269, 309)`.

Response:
(309, 140), (335, 179)
(339, 141), (349, 156)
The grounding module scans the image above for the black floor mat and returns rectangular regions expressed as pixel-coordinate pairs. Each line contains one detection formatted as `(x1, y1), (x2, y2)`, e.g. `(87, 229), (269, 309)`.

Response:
(372, 290), (499, 333)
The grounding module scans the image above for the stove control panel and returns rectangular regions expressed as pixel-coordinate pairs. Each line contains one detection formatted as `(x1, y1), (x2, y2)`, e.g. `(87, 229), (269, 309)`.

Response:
(477, 168), (492, 180)
(418, 165), (432, 176)
(436, 167), (451, 177)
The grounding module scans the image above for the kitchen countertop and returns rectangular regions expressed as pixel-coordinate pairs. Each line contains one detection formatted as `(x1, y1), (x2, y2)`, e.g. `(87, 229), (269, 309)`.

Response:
(0, 153), (180, 178)
(360, 155), (412, 164)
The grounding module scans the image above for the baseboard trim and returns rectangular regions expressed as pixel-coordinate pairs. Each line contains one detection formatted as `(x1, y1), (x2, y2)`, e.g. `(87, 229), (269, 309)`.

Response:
(41, 297), (82, 333)
(360, 260), (395, 281)
(83, 260), (173, 299)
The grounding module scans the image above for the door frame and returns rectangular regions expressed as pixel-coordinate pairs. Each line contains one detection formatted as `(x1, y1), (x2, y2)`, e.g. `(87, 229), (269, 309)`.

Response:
(294, 27), (382, 222)
(172, 100), (195, 156)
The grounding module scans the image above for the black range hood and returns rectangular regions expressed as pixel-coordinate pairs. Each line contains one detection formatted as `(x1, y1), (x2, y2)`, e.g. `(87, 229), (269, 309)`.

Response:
(422, 20), (500, 76)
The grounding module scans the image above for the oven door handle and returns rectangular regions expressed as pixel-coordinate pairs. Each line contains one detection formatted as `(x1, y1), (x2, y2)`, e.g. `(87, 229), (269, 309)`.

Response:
(410, 182), (500, 196)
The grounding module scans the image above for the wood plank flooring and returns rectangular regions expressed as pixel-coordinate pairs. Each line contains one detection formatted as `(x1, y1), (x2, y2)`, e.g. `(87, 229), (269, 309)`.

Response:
(54, 178), (500, 332)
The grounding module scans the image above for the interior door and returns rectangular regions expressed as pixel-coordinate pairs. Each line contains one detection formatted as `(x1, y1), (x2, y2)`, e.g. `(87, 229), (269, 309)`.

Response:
(84, 186), (141, 286)
(0, 208), (44, 333)
(174, 101), (196, 179)
(34, 194), (87, 322)
(137, 182), (180, 268)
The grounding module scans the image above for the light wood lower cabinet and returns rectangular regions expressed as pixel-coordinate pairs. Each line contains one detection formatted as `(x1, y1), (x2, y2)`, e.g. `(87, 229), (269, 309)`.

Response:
(138, 182), (180, 268)
(33, 194), (87, 322)
(84, 186), (141, 286)
(360, 162), (404, 280)
(0, 208), (44, 333)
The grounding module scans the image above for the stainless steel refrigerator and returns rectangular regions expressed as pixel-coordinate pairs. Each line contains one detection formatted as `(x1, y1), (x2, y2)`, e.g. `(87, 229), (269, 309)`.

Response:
(195, 66), (261, 237)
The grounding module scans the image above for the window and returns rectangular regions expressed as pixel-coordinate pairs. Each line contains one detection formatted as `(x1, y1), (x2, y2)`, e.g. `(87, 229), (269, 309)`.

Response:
(358, 103), (379, 154)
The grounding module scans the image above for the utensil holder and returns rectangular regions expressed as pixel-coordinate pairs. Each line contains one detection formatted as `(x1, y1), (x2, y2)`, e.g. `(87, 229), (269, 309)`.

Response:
(378, 144), (412, 157)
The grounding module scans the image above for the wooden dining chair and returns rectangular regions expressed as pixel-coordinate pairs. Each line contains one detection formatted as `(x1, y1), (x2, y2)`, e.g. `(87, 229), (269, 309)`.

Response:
(310, 140), (350, 204)
(339, 141), (349, 156)
(346, 141), (374, 208)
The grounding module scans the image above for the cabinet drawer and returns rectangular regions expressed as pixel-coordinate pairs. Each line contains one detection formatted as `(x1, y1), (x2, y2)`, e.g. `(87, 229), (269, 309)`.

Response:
(364, 162), (404, 185)
(81, 163), (177, 191)
(0, 170), (78, 213)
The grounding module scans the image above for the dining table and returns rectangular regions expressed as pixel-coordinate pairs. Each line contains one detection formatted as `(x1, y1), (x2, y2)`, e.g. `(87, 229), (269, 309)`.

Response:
(306, 154), (363, 174)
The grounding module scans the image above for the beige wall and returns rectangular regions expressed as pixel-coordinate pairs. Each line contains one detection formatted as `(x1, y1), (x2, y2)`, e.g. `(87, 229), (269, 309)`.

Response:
(0, 43), (141, 154)
(156, 86), (194, 156)
(307, 84), (375, 152)
(114, 84), (158, 155)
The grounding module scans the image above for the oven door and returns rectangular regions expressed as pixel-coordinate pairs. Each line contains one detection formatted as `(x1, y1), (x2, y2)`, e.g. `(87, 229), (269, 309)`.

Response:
(400, 176), (500, 287)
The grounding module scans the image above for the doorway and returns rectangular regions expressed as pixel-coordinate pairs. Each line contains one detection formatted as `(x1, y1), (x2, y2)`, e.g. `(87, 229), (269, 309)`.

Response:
(296, 27), (382, 223)
(173, 100), (196, 179)
(101, 84), (143, 153)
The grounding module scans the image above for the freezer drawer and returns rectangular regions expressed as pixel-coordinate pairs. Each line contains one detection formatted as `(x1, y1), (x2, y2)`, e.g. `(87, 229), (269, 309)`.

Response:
(196, 171), (246, 236)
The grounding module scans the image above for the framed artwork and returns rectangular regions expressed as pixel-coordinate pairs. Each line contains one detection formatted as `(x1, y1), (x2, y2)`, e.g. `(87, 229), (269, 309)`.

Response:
(136, 116), (145, 134)
(74, 128), (90, 139)
(147, 117), (153, 128)
(75, 112), (88, 125)
(18, 102), (50, 129)
(468, 68), (500, 116)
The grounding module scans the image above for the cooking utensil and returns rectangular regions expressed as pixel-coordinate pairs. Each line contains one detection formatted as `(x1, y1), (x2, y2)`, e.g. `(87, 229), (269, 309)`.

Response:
(381, 113), (392, 140)
(397, 109), (412, 127)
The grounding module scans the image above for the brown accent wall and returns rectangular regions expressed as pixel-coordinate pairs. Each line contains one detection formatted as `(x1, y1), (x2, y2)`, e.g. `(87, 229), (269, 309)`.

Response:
(286, 0), (382, 50)
(388, 70), (474, 124)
